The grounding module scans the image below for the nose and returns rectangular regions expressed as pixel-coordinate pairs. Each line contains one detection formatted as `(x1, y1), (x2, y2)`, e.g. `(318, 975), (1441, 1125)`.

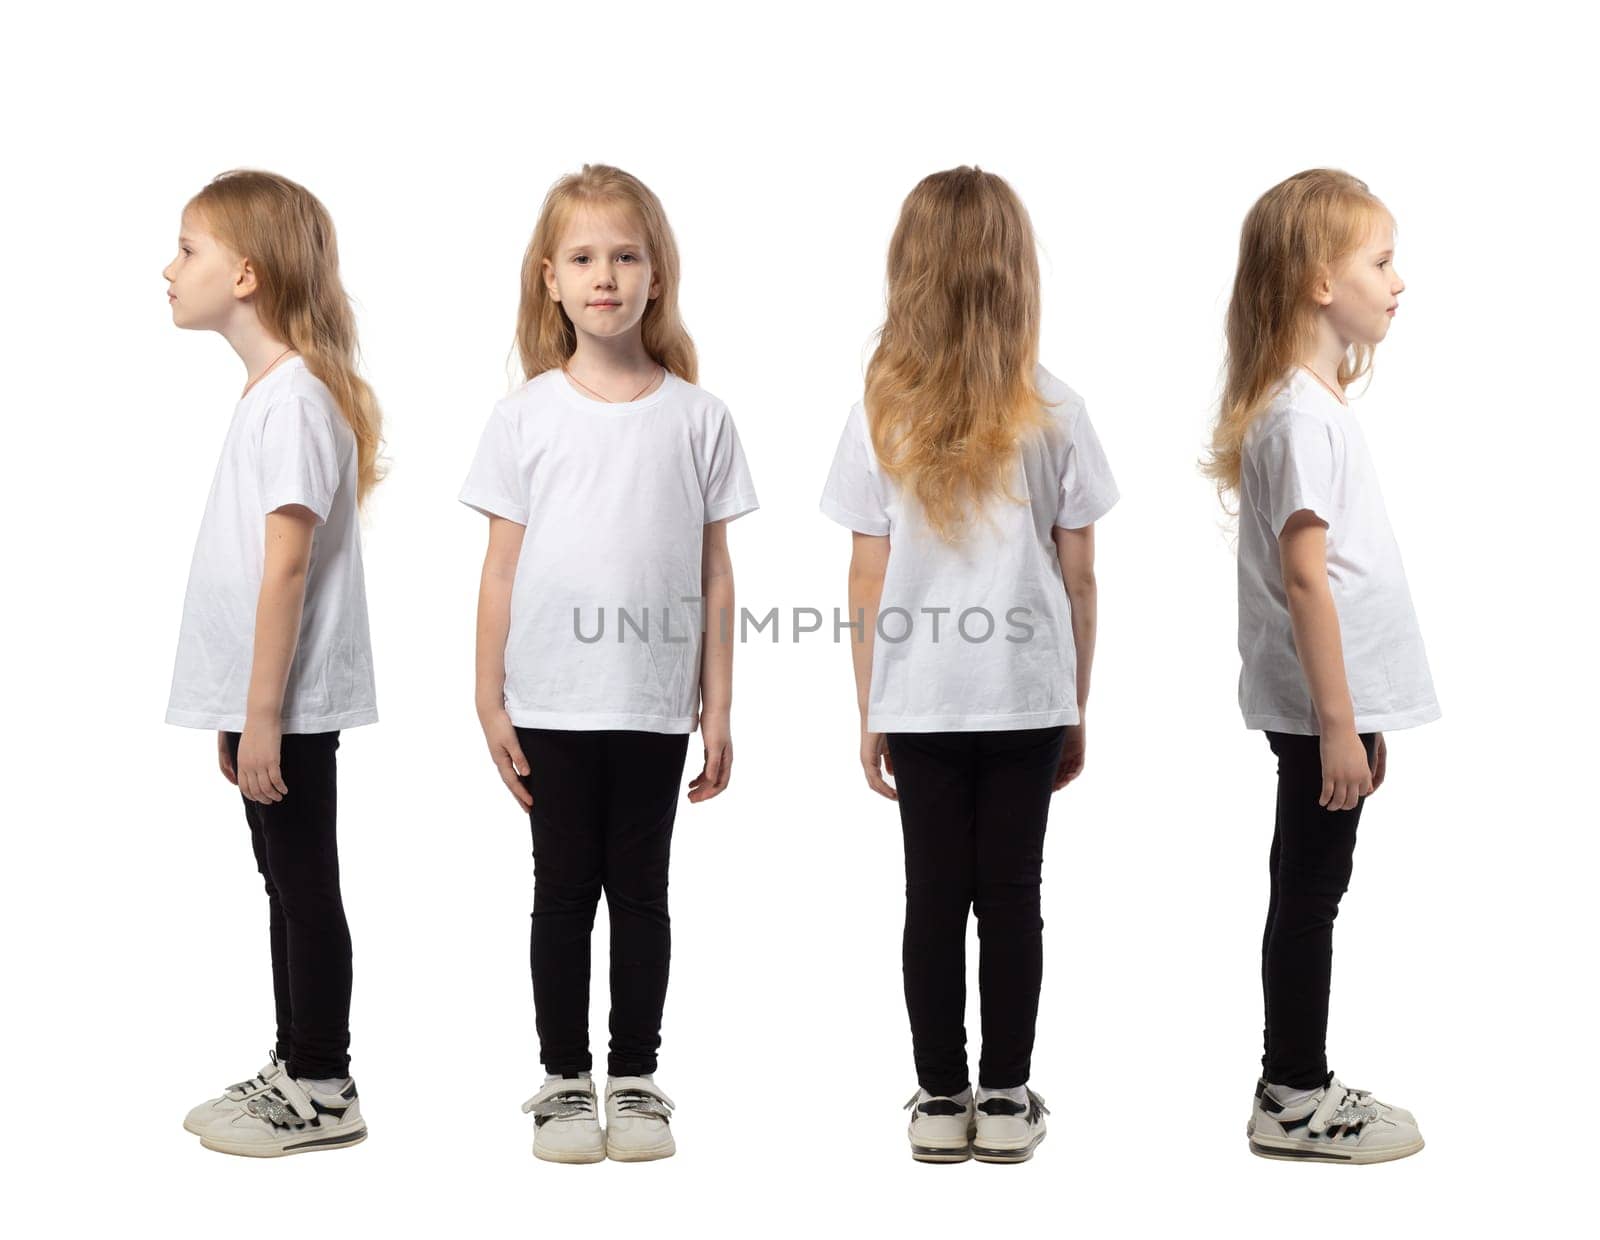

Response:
(594, 262), (617, 289)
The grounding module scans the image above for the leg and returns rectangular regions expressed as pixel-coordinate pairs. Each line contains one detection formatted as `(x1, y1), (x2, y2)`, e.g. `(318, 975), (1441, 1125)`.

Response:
(244, 732), (351, 1080)
(972, 726), (1066, 1089)
(1260, 730), (1378, 1088)
(229, 731), (294, 1068)
(519, 727), (607, 1076)
(600, 730), (691, 1078)
(885, 730), (978, 1098)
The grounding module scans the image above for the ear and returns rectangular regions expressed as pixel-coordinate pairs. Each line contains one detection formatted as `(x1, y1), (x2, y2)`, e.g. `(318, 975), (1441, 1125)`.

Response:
(542, 256), (560, 301)
(234, 257), (259, 301)
(1310, 262), (1334, 308)
(649, 271), (661, 301)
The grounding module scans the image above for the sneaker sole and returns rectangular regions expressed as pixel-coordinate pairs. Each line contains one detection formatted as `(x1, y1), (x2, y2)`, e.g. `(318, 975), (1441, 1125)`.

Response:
(911, 1142), (972, 1163)
(1248, 1134), (1425, 1164)
(972, 1130), (1045, 1164)
(199, 1125), (368, 1158)
(605, 1137), (675, 1163)
(535, 1142), (607, 1164)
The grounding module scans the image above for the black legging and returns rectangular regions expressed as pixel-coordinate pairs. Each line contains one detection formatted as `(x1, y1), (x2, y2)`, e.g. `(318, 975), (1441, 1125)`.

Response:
(515, 727), (691, 1078)
(885, 726), (1067, 1097)
(225, 730), (352, 1081)
(1261, 729), (1378, 1088)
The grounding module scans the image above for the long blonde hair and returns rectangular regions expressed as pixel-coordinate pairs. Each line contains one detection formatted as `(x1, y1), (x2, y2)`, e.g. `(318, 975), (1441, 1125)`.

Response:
(514, 165), (696, 383)
(190, 170), (386, 507)
(1203, 168), (1390, 503)
(864, 167), (1050, 543)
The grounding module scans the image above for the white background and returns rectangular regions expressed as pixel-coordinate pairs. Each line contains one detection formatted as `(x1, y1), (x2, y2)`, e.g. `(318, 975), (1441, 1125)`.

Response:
(3, 1), (1595, 1235)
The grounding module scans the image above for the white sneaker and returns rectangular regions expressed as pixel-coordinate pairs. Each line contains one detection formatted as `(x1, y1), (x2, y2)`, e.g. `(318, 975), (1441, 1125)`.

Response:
(523, 1076), (605, 1164)
(198, 1074), (366, 1157)
(604, 1077), (676, 1162)
(1248, 1075), (1424, 1164)
(601, 1075), (675, 1164)
(904, 1088), (975, 1163)
(183, 1051), (287, 1136)
(972, 1087), (1048, 1163)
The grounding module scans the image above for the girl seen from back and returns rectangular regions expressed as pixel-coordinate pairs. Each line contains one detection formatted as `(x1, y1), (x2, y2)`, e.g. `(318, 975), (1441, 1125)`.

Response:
(1205, 168), (1440, 1164)
(163, 169), (383, 1158)
(460, 164), (759, 1164)
(820, 166), (1118, 1165)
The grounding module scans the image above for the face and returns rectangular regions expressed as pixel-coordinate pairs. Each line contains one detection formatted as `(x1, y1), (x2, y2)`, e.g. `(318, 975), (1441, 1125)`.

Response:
(162, 207), (254, 331)
(542, 204), (659, 342)
(1318, 214), (1405, 347)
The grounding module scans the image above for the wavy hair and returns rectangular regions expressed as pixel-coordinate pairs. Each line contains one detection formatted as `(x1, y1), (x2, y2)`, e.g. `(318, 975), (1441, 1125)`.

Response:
(189, 169), (386, 507)
(514, 164), (696, 383)
(863, 166), (1050, 543)
(1203, 168), (1390, 504)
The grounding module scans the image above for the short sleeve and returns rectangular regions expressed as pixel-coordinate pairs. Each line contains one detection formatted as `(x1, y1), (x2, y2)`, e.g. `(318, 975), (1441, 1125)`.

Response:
(703, 407), (760, 524)
(258, 396), (342, 525)
(459, 402), (530, 525)
(1055, 401), (1120, 529)
(818, 404), (891, 535)
(1251, 414), (1339, 537)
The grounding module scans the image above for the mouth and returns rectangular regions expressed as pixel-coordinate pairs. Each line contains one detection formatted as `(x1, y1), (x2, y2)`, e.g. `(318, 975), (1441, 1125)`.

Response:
(589, 301), (621, 310)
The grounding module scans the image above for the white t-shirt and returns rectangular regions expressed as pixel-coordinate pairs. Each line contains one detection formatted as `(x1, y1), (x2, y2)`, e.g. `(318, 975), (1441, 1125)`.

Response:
(166, 356), (379, 733)
(818, 364), (1118, 732)
(460, 368), (759, 733)
(1236, 366), (1441, 733)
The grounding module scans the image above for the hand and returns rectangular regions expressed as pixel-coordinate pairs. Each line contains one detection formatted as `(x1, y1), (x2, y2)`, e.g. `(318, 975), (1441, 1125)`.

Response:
(1054, 723), (1085, 790)
(480, 708), (532, 812)
(688, 711), (732, 802)
(1371, 732), (1387, 792)
(217, 731), (239, 786)
(861, 729), (897, 800)
(1318, 729), (1374, 811)
(237, 716), (287, 804)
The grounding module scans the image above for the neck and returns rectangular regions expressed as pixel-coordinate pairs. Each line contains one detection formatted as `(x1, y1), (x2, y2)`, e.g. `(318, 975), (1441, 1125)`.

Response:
(223, 312), (295, 386)
(1301, 319), (1352, 400)
(567, 327), (656, 385)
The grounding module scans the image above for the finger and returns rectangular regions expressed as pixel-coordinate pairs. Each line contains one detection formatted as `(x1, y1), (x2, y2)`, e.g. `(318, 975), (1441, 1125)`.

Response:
(503, 769), (532, 811)
(509, 745), (530, 779)
(269, 762), (288, 799)
(1319, 775), (1334, 808)
(882, 747), (895, 777)
(241, 768), (260, 804)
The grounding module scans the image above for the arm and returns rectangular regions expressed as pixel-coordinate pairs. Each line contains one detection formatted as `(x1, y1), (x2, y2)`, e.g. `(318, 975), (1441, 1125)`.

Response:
(690, 520), (736, 803)
(847, 531), (895, 799)
(234, 506), (316, 804)
(1279, 510), (1374, 810)
(1052, 522), (1098, 789)
(475, 515), (533, 811)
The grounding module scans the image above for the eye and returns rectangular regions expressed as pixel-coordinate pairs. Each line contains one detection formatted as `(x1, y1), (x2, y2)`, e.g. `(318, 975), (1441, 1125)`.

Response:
(1377, 259), (1389, 268)
(618, 253), (638, 263)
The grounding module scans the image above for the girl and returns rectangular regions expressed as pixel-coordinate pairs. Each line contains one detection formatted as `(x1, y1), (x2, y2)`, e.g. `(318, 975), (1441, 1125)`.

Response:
(1205, 168), (1439, 1164)
(819, 167), (1118, 1165)
(164, 170), (382, 1157)
(460, 164), (758, 1164)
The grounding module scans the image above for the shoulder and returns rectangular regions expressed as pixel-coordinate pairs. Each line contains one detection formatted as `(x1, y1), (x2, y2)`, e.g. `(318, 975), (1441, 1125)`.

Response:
(665, 373), (733, 421)
(1034, 362), (1090, 450)
(662, 375), (746, 448)
(260, 368), (345, 442)
(1247, 373), (1344, 454)
(493, 369), (563, 423)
